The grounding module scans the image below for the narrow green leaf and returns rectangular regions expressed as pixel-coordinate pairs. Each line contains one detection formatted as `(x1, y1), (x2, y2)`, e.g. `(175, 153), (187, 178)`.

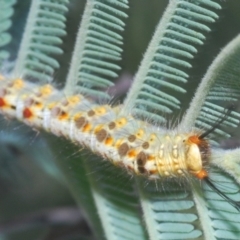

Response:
(44, 135), (106, 240)
(0, 0), (16, 67)
(13, 0), (69, 83)
(85, 157), (148, 240)
(180, 34), (240, 141)
(122, 0), (221, 123)
(65, 0), (128, 100)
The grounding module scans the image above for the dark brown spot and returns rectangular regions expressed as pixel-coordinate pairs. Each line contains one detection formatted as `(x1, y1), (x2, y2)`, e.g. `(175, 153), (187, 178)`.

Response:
(118, 143), (129, 157)
(149, 170), (157, 175)
(138, 166), (146, 174)
(128, 135), (136, 142)
(34, 101), (42, 107)
(24, 98), (34, 107)
(96, 129), (107, 142)
(7, 82), (13, 87)
(88, 110), (95, 117)
(0, 88), (7, 97)
(61, 99), (69, 106)
(59, 111), (68, 119)
(127, 165), (134, 171)
(136, 151), (147, 166)
(108, 122), (116, 130)
(142, 142), (149, 149)
(35, 92), (42, 98)
(75, 116), (86, 129)
(51, 106), (61, 117)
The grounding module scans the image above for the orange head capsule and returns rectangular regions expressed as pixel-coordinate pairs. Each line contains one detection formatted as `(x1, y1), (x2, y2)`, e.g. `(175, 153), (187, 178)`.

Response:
(186, 134), (210, 179)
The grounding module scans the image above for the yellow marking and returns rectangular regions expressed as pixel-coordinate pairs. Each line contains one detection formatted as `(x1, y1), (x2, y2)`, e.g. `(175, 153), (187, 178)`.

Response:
(58, 112), (69, 120)
(13, 79), (24, 89)
(47, 102), (57, 110)
(95, 106), (107, 115)
(147, 154), (155, 161)
(164, 171), (170, 176)
(34, 101), (43, 109)
(149, 134), (156, 142)
(83, 123), (92, 132)
(94, 124), (104, 134)
(105, 137), (113, 146)
(173, 158), (179, 163)
(174, 164), (179, 169)
(39, 85), (53, 96)
(67, 95), (81, 105)
(128, 149), (137, 158)
(175, 135), (182, 142)
(159, 149), (164, 159)
(165, 135), (170, 140)
(115, 138), (123, 148)
(73, 112), (83, 121)
(136, 129), (144, 138)
(177, 169), (183, 174)
(173, 149), (178, 158)
(116, 117), (127, 128)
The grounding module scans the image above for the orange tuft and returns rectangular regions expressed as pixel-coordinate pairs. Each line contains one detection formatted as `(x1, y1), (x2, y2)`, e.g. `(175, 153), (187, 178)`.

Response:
(105, 137), (113, 146)
(128, 149), (137, 158)
(195, 169), (208, 179)
(82, 123), (91, 132)
(23, 108), (33, 118)
(0, 98), (6, 107)
(147, 154), (155, 161)
(58, 112), (69, 120)
(188, 135), (202, 145)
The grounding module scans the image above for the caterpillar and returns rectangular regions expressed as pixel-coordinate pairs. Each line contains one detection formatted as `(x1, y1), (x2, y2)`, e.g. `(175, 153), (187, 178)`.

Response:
(0, 75), (239, 211)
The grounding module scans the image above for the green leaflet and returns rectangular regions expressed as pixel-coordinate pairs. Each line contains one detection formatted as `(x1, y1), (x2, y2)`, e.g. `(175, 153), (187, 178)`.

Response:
(44, 135), (106, 240)
(137, 179), (202, 240)
(0, 0), (16, 67)
(203, 169), (240, 240)
(65, 0), (128, 100)
(86, 157), (147, 240)
(122, 0), (221, 123)
(180, 34), (240, 144)
(13, 0), (69, 83)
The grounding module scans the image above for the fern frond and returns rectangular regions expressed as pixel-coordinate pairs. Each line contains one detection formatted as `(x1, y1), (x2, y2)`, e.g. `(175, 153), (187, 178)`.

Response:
(0, 0), (16, 67)
(13, 0), (69, 83)
(180, 34), (240, 142)
(86, 158), (147, 240)
(122, 0), (221, 123)
(137, 179), (202, 240)
(205, 169), (240, 239)
(65, 0), (128, 100)
(45, 137), (106, 240)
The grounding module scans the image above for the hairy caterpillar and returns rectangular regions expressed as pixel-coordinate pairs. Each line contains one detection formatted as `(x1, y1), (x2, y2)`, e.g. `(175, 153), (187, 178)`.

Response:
(0, 75), (239, 211)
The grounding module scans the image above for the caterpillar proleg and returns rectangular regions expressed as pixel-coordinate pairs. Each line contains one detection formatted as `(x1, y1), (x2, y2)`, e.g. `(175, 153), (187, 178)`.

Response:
(1, 76), (239, 211)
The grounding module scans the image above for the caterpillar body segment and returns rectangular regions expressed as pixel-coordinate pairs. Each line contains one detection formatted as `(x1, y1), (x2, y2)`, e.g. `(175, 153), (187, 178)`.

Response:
(0, 77), (210, 181)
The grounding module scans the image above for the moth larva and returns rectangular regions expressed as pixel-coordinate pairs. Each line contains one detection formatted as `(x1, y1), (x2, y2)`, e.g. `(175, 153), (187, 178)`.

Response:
(0, 76), (239, 211)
